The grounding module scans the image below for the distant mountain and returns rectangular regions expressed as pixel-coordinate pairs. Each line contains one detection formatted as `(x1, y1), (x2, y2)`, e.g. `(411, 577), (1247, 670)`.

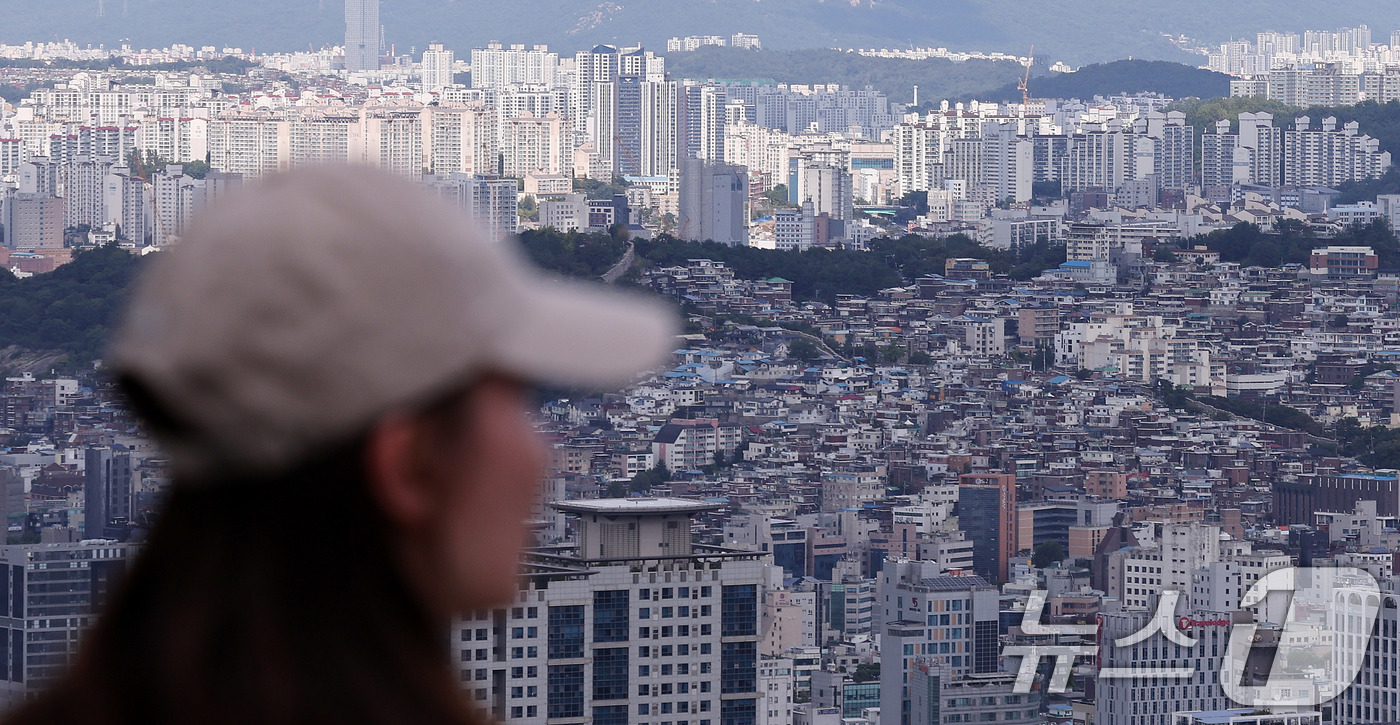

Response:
(974, 60), (1234, 104)
(5, 0), (1400, 65)
(665, 48), (1025, 106)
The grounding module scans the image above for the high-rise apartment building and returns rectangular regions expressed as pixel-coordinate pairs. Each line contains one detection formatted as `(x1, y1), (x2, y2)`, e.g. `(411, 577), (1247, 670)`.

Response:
(344, 0), (381, 72)
(1282, 115), (1392, 187)
(678, 158), (748, 246)
(150, 164), (216, 246)
(681, 83), (727, 163)
(207, 113), (289, 178)
(470, 42), (559, 91)
(453, 498), (766, 725)
(1147, 111), (1195, 189)
(135, 116), (209, 164)
(426, 173), (519, 241)
(359, 109), (426, 179)
(574, 46), (664, 146)
(979, 121), (1033, 203)
(103, 168), (148, 245)
(421, 43), (455, 93)
(500, 112), (571, 178)
(427, 107), (498, 176)
(63, 155), (116, 230)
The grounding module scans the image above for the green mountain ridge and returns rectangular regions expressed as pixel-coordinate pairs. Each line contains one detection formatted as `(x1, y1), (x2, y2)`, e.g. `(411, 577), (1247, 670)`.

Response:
(3, 0), (1399, 66)
(974, 61), (1233, 104)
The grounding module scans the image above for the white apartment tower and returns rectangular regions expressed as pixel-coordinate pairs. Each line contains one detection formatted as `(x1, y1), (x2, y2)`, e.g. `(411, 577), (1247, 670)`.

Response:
(428, 107), (498, 176)
(207, 114), (289, 178)
(1238, 112), (1282, 186)
(470, 43), (560, 91)
(1282, 115), (1392, 187)
(1202, 113), (1282, 189)
(979, 121), (1033, 203)
(422, 43), (455, 93)
(500, 112), (571, 178)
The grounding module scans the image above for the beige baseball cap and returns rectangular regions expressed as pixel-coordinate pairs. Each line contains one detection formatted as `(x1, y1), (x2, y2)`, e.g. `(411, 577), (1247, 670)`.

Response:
(110, 166), (677, 482)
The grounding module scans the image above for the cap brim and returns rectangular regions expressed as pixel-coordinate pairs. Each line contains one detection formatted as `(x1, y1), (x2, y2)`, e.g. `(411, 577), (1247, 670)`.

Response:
(492, 275), (679, 390)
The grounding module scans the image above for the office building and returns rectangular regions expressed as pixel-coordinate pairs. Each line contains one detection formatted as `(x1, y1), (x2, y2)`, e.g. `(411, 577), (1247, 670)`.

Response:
(1095, 606), (1237, 725)
(344, 0), (381, 72)
(0, 542), (134, 710)
(907, 665), (1042, 725)
(452, 498), (766, 725)
(2, 195), (63, 250)
(681, 83), (727, 162)
(1334, 578), (1400, 725)
(84, 446), (132, 541)
(539, 193), (588, 233)
(1309, 245), (1379, 278)
(877, 562), (1002, 725)
(1274, 471), (1400, 524)
(956, 473), (1016, 583)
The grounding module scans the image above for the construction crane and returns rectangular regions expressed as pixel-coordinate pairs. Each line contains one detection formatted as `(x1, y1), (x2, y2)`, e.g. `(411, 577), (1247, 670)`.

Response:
(1017, 45), (1035, 108)
(613, 133), (641, 177)
(130, 151), (169, 246)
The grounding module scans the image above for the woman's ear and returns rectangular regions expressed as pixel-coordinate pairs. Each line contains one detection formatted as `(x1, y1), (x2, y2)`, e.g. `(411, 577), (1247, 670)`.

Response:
(364, 413), (438, 529)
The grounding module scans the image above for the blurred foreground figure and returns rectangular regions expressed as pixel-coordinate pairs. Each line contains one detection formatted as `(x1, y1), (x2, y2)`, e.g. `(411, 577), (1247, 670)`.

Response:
(7, 167), (676, 725)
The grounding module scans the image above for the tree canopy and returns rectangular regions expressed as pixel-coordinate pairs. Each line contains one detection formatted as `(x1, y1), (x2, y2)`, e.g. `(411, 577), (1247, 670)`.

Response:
(665, 47), (1023, 105)
(1032, 541), (1066, 569)
(633, 233), (1065, 304)
(517, 229), (630, 279)
(0, 245), (145, 369)
(979, 60), (1231, 104)
(1187, 218), (1400, 269)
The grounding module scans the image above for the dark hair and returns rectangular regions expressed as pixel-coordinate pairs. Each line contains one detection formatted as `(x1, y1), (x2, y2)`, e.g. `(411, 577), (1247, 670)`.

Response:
(6, 440), (480, 725)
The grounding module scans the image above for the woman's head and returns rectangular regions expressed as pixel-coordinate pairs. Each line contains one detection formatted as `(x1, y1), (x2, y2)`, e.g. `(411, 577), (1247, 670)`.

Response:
(363, 374), (548, 618)
(108, 166), (677, 613)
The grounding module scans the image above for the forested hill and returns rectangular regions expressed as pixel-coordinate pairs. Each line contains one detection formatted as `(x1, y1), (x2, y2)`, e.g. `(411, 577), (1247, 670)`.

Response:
(665, 48), (1023, 105)
(975, 60), (1233, 104)
(0, 245), (144, 372)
